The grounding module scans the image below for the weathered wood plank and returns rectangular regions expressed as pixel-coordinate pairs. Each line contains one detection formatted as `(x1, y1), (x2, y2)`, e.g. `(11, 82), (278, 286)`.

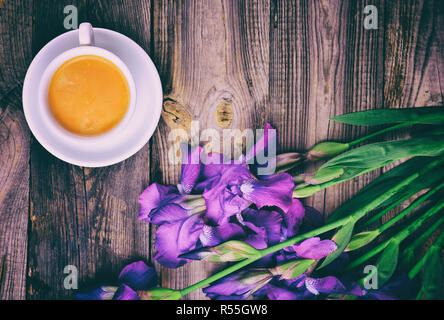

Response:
(0, 0), (441, 300)
(321, 0), (385, 215)
(383, 0), (443, 109)
(380, 0), (443, 222)
(27, 0), (152, 299)
(151, 0), (270, 299)
(0, 0), (33, 300)
(269, 0), (384, 219)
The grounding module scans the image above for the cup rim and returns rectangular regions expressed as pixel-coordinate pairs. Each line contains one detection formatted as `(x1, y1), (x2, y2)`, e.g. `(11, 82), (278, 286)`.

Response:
(23, 26), (163, 167)
(39, 45), (137, 145)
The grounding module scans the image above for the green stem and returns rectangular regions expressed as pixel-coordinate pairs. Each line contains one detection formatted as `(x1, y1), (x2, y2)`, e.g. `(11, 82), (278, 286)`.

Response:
(179, 217), (347, 297)
(360, 192), (413, 229)
(181, 158), (444, 298)
(293, 163), (384, 198)
(408, 230), (444, 280)
(179, 163), (442, 298)
(416, 288), (424, 300)
(402, 215), (444, 261)
(378, 183), (444, 233)
(179, 257), (254, 297)
(346, 199), (444, 270)
(348, 122), (413, 147)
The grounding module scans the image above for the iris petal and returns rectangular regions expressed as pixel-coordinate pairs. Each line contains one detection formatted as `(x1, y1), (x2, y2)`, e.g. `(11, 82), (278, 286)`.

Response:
(283, 199), (305, 238)
(242, 208), (283, 246)
(154, 214), (204, 268)
(305, 276), (347, 295)
(203, 270), (272, 300)
(138, 183), (179, 221)
(291, 237), (338, 260)
(199, 220), (245, 247)
(240, 173), (294, 212)
(76, 286), (117, 300)
(265, 283), (311, 300)
(149, 203), (189, 225)
(113, 284), (140, 300)
(180, 145), (202, 193)
(118, 261), (157, 291)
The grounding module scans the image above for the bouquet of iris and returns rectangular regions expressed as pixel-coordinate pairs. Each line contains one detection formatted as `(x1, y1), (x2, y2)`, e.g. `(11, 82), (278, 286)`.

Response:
(78, 106), (444, 300)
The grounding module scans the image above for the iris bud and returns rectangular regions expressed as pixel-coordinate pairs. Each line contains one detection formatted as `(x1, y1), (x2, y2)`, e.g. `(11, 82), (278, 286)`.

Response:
(306, 142), (349, 161)
(306, 167), (344, 185)
(345, 230), (379, 252)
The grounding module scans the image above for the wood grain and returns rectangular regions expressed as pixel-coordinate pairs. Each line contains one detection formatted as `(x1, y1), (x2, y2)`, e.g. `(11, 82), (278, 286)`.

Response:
(151, 0), (270, 299)
(27, 0), (152, 299)
(380, 0), (443, 222)
(269, 0), (384, 218)
(0, 0), (442, 299)
(0, 0), (33, 300)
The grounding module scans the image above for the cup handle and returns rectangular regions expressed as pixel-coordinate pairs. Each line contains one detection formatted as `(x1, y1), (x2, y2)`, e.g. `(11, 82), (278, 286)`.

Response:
(79, 22), (95, 46)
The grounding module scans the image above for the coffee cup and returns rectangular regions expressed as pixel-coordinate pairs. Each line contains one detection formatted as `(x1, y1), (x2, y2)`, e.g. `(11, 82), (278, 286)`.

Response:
(38, 22), (137, 145)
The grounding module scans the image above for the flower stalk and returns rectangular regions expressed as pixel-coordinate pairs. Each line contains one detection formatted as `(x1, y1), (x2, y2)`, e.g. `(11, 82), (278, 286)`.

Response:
(408, 228), (444, 280)
(401, 215), (444, 267)
(346, 199), (444, 270)
(178, 158), (444, 298)
(347, 122), (413, 147)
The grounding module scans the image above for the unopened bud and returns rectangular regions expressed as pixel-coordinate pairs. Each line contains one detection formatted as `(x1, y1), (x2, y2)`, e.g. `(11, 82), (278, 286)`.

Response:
(271, 259), (315, 280)
(345, 230), (379, 252)
(306, 167), (344, 185)
(180, 240), (261, 262)
(293, 185), (321, 198)
(275, 152), (304, 173)
(306, 142), (349, 161)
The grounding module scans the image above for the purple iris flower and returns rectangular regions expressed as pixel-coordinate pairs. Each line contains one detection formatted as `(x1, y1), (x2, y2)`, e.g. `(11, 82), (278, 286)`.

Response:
(258, 274), (362, 300)
(138, 184), (208, 268)
(202, 236), (340, 300)
(179, 145), (202, 194)
(138, 183), (206, 224)
(138, 124), (298, 268)
(201, 204), (345, 300)
(76, 261), (157, 300)
(203, 269), (274, 300)
(182, 198), (308, 264)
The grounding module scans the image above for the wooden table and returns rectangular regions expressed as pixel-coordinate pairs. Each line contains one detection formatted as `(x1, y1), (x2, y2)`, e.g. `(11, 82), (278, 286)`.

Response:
(0, 0), (442, 300)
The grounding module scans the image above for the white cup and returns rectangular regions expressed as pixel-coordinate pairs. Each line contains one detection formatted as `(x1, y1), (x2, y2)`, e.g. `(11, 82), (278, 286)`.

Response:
(38, 22), (137, 146)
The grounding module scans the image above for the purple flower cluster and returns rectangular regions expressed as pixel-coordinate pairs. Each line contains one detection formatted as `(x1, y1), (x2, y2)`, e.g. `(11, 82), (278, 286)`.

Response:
(139, 124), (304, 268)
(77, 124), (418, 300)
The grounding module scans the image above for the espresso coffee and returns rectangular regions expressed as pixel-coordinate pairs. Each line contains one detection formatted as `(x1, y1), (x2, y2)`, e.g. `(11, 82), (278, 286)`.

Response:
(48, 54), (130, 136)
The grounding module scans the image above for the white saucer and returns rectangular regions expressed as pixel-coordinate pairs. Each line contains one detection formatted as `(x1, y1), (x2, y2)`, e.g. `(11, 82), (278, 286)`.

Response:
(23, 28), (163, 167)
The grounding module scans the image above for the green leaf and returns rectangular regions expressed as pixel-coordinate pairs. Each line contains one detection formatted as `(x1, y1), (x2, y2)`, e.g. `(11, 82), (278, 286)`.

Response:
(376, 163), (444, 209)
(330, 107), (444, 126)
(328, 176), (405, 222)
(345, 230), (380, 252)
(318, 218), (355, 269)
(328, 157), (436, 222)
(321, 136), (444, 171)
(273, 259), (315, 280)
(306, 167), (345, 185)
(298, 137), (444, 200)
(376, 239), (400, 287)
(423, 246), (443, 300)
(293, 184), (321, 198)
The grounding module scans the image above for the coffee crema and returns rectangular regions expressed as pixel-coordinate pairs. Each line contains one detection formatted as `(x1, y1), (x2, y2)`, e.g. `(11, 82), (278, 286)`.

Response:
(48, 55), (130, 136)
